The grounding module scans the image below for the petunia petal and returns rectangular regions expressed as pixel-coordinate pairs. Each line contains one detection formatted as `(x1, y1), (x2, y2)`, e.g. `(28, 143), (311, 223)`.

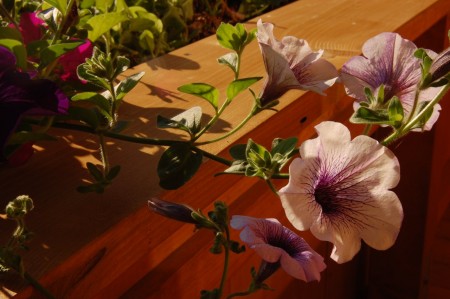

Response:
(279, 158), (321, 231)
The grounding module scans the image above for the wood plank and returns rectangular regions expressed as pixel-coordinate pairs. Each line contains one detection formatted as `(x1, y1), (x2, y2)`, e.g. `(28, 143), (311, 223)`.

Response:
(1, 0), (449, 297)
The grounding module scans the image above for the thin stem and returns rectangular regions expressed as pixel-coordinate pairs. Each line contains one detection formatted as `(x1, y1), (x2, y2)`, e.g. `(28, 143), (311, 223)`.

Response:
(265, 179), (278, 196)
(192, 98), (232, 142)
(98, 133), (110, 175)
(196, 103), (258, 146)
(23, 272), (56, 299)
(51, 0), (76, 44)
(382, 83), (450, 146)
(217, 229), (231, 299)
(192, 147), (232, 166)
(0, 2), (18, 29)
(227, 290), (254, 298)
(362, 124), (372, 136)
(271, 173), (289, 179)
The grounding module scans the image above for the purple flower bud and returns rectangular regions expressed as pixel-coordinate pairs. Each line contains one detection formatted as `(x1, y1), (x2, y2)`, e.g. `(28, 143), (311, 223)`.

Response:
(430, 46), (450, 83)
(148, 198), (197, 224)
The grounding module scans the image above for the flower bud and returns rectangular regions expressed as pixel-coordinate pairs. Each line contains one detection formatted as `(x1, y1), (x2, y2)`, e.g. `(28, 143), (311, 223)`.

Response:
(148, 198), (197, 224)
(429, 46), (450, 83)
(5, 195), (34, 219)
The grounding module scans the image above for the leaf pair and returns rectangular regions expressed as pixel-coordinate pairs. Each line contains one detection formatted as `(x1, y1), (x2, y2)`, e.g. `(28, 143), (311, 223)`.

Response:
(226, 137), (298, 179)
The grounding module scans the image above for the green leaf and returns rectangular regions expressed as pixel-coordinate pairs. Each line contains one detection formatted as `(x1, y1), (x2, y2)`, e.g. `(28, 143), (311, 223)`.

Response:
(71, 92), (112, 121)
(178, 83), (219, 111)
(87, 162), (104, 181)
(350, 106), (390, 124)
(115, 72), (145, 101)
(411, 101), (434, 130)
(85, 12), (129, 42)
(387, 96), (404, 128)
(44, 0), (67, 14)
(157, 143), (203, 190)
(95, 0), (114, 12)
(216, 22), (247, 53)
(229, 143), (246, 160)
(77, 64), (111, 90)
(39, 41), (85, 68)
(271, 137), (298, 157)
(106, 165), (121, 181)
(0, 38), (27, 70)
(217, 52), (238, 74)
(226, 77), (262, 101)
(68, 106), (100, 129)
(229, 240), (246, 254)
(157, 106), (202, 136)
(245, 139), (271, 170)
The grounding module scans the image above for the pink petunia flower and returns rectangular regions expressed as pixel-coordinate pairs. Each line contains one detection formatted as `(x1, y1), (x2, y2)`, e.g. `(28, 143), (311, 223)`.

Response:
(0, 47), (69, 162)
(230, 215), (326, 282)
(16, 12), (45, 45)
(58, 40), (94, 82)
(278, 121), (403, 263)
(256, 19), (338, 107)
(340, 32), (441, 131)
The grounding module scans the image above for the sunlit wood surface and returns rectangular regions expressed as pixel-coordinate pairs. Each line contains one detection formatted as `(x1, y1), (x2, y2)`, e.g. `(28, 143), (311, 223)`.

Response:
(0, 0), (449, 298)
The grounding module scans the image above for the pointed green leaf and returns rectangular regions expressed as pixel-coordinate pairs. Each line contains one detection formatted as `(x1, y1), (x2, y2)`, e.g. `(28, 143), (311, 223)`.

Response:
(229, 143), (246, 160)
(39, 41), (84, 68)
(85, 12), (129, 42)
(217, 52), (238, 74)
(411, 101), (434, 130)
(157, 143), (203, 190)
(178, 83), (219, 110)
(387, 96), (404, 128)
(271, 137), (298, 156)
(44, 0), (67, 14)
(115, 72), (145, 101)
(350, 106), (390, 124)
(0, 38), (27, 70)
(77, 64), (110, 90)
(157, 106), (202, 136)
(106, 165), (121, 180)
(86, 162), (104, 181)
(226, 77), (262, 101)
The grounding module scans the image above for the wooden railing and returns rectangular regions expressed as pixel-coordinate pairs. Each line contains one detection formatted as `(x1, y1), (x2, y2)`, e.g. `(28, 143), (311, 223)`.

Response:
(1, 0), (449, 298)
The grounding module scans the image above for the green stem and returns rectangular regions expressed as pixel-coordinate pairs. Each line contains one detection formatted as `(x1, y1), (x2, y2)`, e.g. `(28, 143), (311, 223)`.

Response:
(98, 133), (110, 175)
(193, 98), (232, 142)
(23, 272), (56, 299)
(382, 83), (450, 146)
(271, 173), (289, 179)
(196, 103), (258, 146)
(0, 2), (18, 29)
(265, 179), (278, 196)
(362, 124), (372, 136)
(217, 229), (231, 299)
(51, 0), (76, 44)
(227, 290), (255, 298)
(192, 147), (232, 166)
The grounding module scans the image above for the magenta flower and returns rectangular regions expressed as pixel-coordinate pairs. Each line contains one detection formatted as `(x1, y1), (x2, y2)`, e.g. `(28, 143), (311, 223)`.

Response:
(230, 215), (326, 282)
(256, 19), (338, 107)
(0, 47), (69, 161)
(16, 12), (45, 45)
(58, 40), (94, 82)
(340, 32), (441, 131)
(278, 122), (403, 263)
